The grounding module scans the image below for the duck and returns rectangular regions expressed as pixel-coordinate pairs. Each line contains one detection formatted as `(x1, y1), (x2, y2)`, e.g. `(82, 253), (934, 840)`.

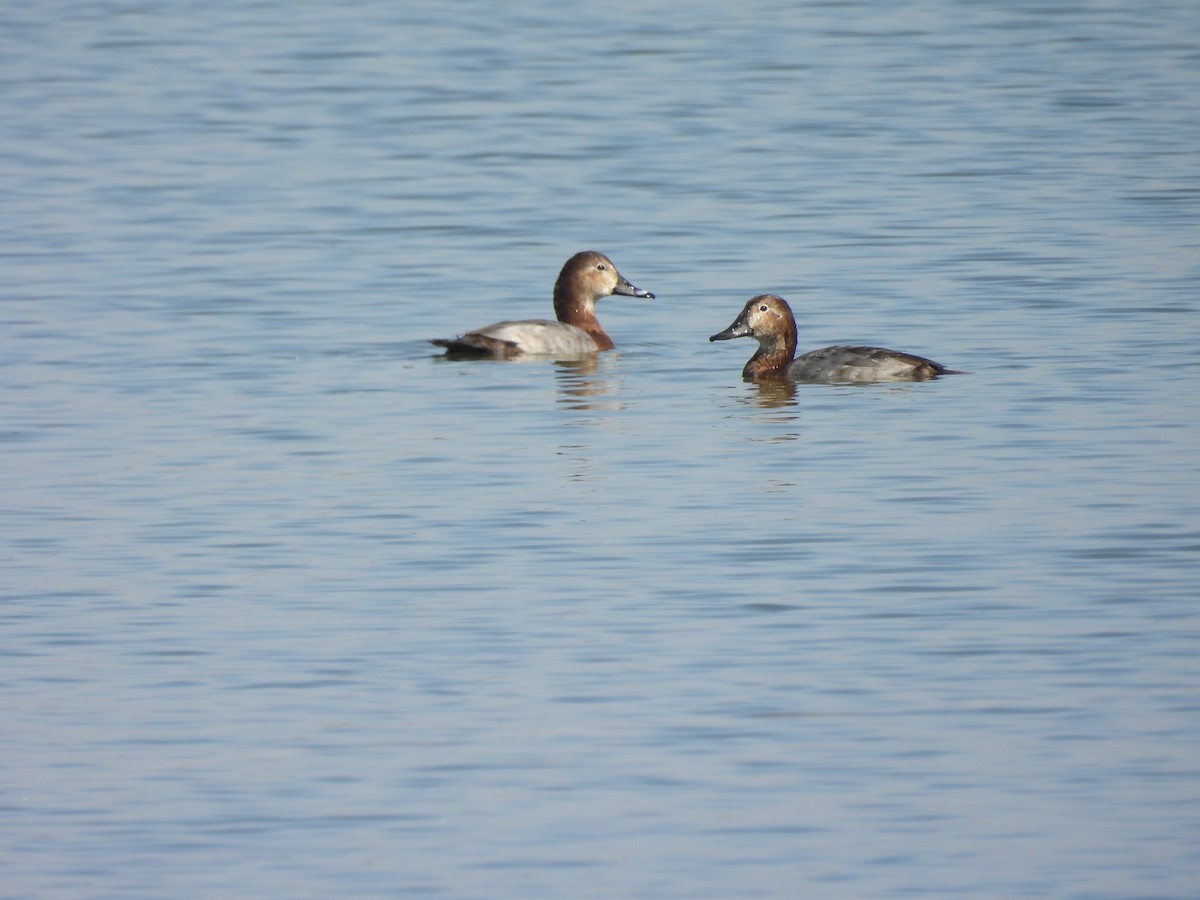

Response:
(431, 251), (654, 358)
(710, 294), (956, 383)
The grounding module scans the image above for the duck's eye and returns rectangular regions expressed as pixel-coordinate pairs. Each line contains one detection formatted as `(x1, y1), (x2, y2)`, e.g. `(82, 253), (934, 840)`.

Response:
(759, 305), (768, 312)
(597, 264), (607, 271)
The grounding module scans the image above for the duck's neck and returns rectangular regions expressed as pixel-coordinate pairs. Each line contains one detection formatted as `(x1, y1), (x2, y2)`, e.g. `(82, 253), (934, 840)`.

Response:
(554, 293), (613, 350)
(743, 332), (797, 381)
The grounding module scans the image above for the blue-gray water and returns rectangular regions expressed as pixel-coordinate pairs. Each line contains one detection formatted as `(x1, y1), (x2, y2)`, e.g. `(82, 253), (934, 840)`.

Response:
(3, 1), (1199, 896)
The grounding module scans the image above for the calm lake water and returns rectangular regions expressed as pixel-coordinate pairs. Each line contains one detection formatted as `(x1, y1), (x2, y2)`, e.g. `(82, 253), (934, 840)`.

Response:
(3, 0), (1199, 896)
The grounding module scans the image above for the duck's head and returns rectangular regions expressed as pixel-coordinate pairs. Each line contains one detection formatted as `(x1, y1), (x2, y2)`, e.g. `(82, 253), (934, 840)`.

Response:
(556, 251), (654, 308)
(709, 294), (796, 347)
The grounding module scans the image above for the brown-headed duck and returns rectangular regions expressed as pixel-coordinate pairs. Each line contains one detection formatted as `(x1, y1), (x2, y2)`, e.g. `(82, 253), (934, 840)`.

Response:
(710, 294), (957, 383)
(431, 251), (653, 358)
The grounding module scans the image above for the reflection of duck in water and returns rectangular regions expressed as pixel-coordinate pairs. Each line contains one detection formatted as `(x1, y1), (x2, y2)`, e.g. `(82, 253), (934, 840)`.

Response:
(431, 251), (653, 358)
(710, 294), (958, 383)
(746, 379), (798, 409)
(554, 357), (625, 412)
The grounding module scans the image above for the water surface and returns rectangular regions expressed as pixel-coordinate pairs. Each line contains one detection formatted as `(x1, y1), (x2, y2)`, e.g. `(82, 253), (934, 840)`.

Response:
(3, 1), (1199, 896)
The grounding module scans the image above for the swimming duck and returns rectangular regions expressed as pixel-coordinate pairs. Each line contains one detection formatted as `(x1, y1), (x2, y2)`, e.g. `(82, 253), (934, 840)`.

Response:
(431, 251), (653, 357)
(710, 294), (955, 383)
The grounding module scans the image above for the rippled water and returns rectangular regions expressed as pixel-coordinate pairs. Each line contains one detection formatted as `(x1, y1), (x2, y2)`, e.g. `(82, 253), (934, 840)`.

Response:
(3, 1), (1199, 896)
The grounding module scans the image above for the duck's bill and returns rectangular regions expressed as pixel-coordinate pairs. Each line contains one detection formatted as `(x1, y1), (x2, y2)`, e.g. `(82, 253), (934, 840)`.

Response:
(709, 318), (751, 342)
(613, 278), (654, 299)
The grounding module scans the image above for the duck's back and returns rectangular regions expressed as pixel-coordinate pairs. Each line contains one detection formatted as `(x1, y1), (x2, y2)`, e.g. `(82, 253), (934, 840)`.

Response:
(431, 319), (598, 358)
(787, 345), (950, 382)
